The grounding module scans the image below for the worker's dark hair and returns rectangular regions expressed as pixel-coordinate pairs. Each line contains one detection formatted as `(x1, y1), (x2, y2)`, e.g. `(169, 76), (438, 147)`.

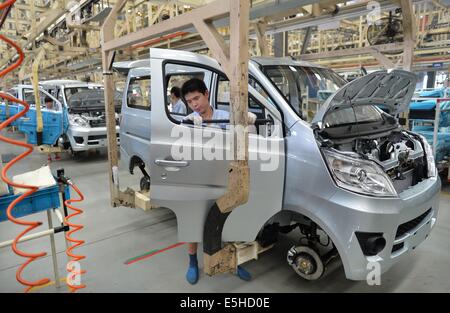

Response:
(170, 86), (181, 98)
(44, 97), (53, 103)
(181, 78), (207, 98)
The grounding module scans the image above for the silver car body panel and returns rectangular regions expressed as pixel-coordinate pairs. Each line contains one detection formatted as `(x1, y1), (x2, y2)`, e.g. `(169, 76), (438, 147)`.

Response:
(148, 48), (286, 243)
(120, 48), (441, 281)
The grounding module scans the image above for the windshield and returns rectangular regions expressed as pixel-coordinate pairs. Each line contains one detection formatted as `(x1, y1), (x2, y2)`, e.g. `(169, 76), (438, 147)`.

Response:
(64, 87), (103, 104)
(262, 65), (346, 121)
(66, 88), (122, 109)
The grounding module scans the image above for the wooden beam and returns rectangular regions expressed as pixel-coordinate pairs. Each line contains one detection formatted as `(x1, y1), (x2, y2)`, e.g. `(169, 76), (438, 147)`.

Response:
(400, 0), (416, 71)
(148, 3), (169, 26)
(400, 0), (416, 130)
(204, 0), (250, 277)
(101, 0), (128, 206)
(228, 0), (249, 161)
(369, 50), (395, 69)
(193, 20), (230, 75)
(44, 36), (68, 46)
(254, 19), (269, 56)
(14, 4), (47, 12)
(103, 0), (230, 52)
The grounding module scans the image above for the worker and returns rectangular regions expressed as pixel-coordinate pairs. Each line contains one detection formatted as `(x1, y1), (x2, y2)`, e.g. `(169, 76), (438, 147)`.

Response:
(181, 78), (256, 284)
(170, 86), (187, 115)
(44, 97), (61, 162)
(44, 96), (56, 110)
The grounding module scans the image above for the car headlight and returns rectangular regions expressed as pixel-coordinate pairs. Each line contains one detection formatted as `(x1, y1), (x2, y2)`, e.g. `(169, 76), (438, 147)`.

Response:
(322, 149), (397, 197)
(69, 115), (90, 128)
(417, 134), (436, 178)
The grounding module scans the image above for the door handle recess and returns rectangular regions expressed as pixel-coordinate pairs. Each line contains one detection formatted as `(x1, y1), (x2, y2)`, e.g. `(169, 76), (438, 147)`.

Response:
(155, 159), (189, 167)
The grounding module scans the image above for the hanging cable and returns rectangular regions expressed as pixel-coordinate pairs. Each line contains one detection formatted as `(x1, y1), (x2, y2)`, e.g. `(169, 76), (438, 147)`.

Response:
(0, 0), (51, 293)
(64, 180), (86, 292)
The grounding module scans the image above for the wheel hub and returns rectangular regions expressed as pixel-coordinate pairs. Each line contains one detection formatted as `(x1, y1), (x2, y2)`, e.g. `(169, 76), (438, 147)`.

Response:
(295, 253), (316, 275)
(287, 245), (324, 281)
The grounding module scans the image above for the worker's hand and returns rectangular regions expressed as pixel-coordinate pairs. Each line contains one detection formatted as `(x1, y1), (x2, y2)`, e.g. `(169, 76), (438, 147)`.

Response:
(185, 114), (203, 126)
(247, 112), (257, 125)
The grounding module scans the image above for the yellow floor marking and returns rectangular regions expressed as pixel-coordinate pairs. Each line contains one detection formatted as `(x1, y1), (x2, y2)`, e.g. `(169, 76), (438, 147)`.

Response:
(28, 277), (67, 292)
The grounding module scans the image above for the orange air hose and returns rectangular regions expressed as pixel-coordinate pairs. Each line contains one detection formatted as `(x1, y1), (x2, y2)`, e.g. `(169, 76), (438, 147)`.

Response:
(64, 181), (86, 292)
(0, 0), (51, 292)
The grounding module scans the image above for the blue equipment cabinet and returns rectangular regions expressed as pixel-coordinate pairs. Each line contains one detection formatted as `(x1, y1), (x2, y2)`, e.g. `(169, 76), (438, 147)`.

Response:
(0, 184), (70, 222)
(0, 103), (69, 146)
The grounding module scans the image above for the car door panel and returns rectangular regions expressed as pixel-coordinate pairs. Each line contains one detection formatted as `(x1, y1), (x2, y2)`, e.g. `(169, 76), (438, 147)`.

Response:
(149, 48), (285, 243)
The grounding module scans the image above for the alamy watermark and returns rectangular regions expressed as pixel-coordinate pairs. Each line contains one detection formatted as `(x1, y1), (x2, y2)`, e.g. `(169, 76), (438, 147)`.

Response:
(366, 261), (381, 286)
(170, 124), (282, 172)
(66, 261), (83, 287)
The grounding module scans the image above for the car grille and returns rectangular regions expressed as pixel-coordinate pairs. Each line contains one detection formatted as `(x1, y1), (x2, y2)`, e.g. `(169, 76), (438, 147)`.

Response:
(89, 120), (106, 128)
(89, 119), (120, 128)
(88, 133), (119, 141)
(391, 242), (404, 253)
(88, 134), (106, 141)
(395, 208), (432, 239)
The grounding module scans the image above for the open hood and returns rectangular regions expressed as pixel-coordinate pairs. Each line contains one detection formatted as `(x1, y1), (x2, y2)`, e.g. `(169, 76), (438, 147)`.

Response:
(313, 70), (417, 124)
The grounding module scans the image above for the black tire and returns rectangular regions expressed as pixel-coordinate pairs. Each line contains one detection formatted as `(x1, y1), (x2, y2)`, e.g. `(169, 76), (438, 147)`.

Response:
(69, 146), (82, 158)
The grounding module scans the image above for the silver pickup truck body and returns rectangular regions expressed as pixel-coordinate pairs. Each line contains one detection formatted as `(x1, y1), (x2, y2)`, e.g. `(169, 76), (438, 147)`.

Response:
(119, 48), (440, 281)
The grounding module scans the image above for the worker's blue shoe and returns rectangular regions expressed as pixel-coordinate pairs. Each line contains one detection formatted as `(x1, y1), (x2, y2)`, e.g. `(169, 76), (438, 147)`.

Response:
(186, 265), (199, 285)
(236, 265), (252, 281)
(186, 253), (199, 285)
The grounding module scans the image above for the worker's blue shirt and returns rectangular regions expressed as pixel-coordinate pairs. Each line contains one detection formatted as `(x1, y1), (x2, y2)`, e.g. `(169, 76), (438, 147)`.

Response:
(172, 99), (187, 115)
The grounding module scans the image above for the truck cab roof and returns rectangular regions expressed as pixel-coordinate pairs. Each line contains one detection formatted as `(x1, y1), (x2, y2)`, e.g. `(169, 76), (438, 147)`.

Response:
(40, 80), (103, 88)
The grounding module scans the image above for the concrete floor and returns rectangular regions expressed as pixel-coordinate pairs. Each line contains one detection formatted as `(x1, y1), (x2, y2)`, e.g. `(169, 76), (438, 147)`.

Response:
(1, 130), (449, 293)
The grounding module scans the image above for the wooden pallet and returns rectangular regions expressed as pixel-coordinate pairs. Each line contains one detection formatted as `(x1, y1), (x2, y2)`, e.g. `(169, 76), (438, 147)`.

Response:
(233, 241), (274, 265)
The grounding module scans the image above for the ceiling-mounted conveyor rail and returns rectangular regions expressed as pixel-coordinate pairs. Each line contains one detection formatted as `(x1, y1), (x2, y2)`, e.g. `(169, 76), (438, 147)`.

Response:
(101, 0), (253, 276)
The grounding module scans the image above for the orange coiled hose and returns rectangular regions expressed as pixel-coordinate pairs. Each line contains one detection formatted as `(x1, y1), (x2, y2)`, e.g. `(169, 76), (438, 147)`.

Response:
(0, 0), (51, 293)
(64, 181), (86, 292)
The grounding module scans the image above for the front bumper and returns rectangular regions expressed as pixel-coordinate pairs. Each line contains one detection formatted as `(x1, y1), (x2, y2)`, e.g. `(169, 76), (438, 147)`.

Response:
(326, 176), (441, 281)
(67, 125), (120, 152)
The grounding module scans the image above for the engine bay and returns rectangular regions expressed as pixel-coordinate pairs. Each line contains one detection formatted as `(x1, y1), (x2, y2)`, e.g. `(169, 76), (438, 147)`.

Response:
(69, 111), (120, 128)
(326, 130), (428, 192)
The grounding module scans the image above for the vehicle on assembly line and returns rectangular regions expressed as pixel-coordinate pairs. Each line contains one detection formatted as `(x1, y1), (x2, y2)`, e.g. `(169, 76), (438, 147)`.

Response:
(0, 81), (122, 155)
(118, 48), (440, 282)
(39, 80), (122, 155)
(0, 84), (68, 146)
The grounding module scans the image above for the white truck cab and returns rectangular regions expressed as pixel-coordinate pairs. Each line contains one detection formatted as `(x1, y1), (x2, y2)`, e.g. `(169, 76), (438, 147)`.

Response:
(39, 79), (122, 154)
(0, 84), (66, 146)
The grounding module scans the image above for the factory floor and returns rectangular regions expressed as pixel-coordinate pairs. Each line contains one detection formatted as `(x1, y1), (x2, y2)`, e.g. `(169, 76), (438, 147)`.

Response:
(1, 130), (449, 293)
